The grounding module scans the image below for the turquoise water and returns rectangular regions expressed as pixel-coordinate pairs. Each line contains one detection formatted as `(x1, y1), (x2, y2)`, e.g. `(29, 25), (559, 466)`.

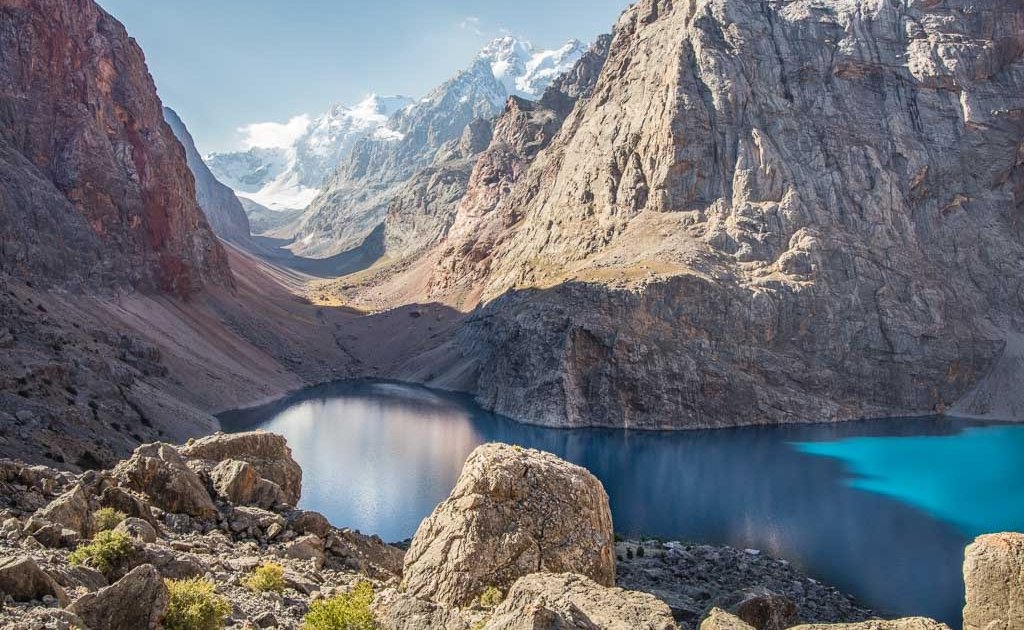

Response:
(795, 425), (1024, 537)
(220, 380), (1024, 628)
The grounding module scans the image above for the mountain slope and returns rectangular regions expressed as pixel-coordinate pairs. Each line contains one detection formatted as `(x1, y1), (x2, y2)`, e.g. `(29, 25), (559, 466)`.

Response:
(0, 0), (230, 295)
(413, 0), (1024, 428)
(164, 107), (252, 244)
(205, 95), (413, 212)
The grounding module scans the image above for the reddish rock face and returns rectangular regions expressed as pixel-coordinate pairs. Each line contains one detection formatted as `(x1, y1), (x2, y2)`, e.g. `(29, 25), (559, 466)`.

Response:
(0, 0), (230, 295)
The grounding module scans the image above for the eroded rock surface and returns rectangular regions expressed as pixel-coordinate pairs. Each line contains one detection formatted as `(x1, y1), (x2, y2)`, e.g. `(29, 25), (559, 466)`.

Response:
(403, 443), (615, 607)
(484, 572), (678, 630)
(182, 431), (302, 505)
(67, 564), (168, 630)
(963, 532), (1024, 630)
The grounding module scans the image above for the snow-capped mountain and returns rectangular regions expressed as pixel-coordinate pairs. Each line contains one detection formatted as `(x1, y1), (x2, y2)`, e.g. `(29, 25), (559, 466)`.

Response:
(205, 94), (413, 211)
(479, 37), (587, 100)
(205, 37), (584, 215)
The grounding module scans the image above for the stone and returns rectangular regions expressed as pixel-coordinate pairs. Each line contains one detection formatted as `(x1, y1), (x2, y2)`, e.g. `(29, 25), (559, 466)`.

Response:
(285, 534), (326, 565)
(137, 543), (205, 580)
(34, 484), (92, 537)
(372, 588), (471, 630)
(484, 573), (677, 630)
(403, 444), (614, 606)
(181, 432), (302, 505)
(209, 459), (288, 509)
(733, 592), (799, 630)
(112, 443), (217, 519)
(791, 621), (950, 630)
(253, 611), (278, 628)
(5, 609), (88, 630)
(114, 517), (158, 544)
(68, 564), (169, 630)
(702, 609), (756, 630)
(289, 510), (331, 538)
(99, 487), (157, 526)
(963, 532), (1024, 630)
(0, 556), (69, 606)
(66, 566), (109, 592)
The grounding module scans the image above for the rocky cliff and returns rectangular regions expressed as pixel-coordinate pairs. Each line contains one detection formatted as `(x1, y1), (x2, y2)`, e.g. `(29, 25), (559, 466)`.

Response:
(412, 0), (1024, 428)
(164, 107), (252, 244)
(0, 0), (230, 295)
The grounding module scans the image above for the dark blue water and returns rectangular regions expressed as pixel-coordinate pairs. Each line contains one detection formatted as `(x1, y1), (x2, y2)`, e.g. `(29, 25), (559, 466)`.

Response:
(219, 380), (1024, 628)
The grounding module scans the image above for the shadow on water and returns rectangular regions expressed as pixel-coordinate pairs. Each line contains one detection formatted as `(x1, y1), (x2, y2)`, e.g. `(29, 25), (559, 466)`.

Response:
(220, 380), (1024, 628)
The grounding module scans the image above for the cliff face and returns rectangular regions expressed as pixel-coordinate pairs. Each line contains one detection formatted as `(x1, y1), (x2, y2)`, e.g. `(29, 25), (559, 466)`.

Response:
(421, 0), (1024, 427)
(0, 0), (230, 295)
(164, 108), (251, 245)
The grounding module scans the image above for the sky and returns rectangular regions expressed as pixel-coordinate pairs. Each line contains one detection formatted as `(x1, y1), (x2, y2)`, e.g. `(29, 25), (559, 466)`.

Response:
(100, 0), (631, 155)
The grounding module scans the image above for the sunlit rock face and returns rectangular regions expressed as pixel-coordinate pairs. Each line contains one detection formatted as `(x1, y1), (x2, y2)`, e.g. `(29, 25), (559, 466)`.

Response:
(0, 0), (230, 295)
(422, 0), (1024, 429)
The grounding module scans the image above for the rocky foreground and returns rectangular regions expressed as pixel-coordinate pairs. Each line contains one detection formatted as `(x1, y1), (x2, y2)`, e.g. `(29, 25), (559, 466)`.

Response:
(0, 432), (1019, 630)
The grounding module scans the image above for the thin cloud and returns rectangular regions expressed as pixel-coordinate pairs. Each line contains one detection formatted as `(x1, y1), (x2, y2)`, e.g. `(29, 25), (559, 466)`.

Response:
(458, 16), (484, 36)
(237, 114), (310, 150)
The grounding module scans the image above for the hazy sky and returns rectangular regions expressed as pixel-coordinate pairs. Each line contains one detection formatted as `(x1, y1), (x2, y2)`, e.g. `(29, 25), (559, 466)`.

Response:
(101, 0), (630, 154)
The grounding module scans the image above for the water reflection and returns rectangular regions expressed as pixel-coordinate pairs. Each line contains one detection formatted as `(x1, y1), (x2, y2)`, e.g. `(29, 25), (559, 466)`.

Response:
(220, 380), (1024, 628)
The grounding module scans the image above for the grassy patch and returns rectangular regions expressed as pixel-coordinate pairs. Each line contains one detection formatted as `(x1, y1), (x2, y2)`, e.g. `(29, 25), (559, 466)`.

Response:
(164, 577), (232, 630)
(244, 561), (287, 593)
(68, 530), (135, 574)
(302, 581), (376, 630)
(92, 507), (127, 532)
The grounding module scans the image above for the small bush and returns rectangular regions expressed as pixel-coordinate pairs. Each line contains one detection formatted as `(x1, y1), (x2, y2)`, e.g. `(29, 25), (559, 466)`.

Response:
(164, 577), (232, 630)
(244, 561), (286, 593)
(68, 530), (134, 574)
(478, 586), (503, 609)
(92, 507), (127, 532)
(302, 581), (376, 630)
(636, 545), (645, 558)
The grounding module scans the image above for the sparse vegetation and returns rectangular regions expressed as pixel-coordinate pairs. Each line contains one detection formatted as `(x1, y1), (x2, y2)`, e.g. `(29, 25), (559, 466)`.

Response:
(301, 581), (376, 630)
(478, 586), (504, 609)
(92, 507), (127, 532)
(164, 577), (232, 630)
(244, 561), (287, 593)
(68, 530), (134, 574)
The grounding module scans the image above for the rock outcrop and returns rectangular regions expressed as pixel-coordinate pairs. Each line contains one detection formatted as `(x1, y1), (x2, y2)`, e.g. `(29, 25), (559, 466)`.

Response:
(0, 556), (68, 606)
(403, 443), (615, 607)
(181, 431), (302, 506)
(701, 610), (952, 630)
(484, 572), (678, 630)
(164, 107), (252, 244)
(112, 442), (217, 519)
(963, 532), (1024, 630)
(0, 0), (231, 294)
(414, 0), (1024, 428)
(67, 564), (168, 630)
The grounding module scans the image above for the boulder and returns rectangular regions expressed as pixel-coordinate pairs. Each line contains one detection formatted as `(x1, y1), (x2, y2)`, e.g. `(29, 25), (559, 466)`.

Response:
(702, 609), (756, 630)
(209, 459), (288, 509)
(963, 532), (1024, 630)
(289, 510), (331, 538)
(34, 483), (92, 537)
(0, 556), (69, 605)
(484, 573), (677, 630)
(68, 564), (168, 630)
(373, 588), (471, 630)
(112, 443), (217, 519)
(114, 517), (158, 544)
(791, 621), (950, 630)
(137, 543), (205, 579)
(285, 534), (326, 566)
(733, 592), (799, 630)
(181, 432), (302, 505)
(99, 486), (157, 525)
(403, 444), (614, 606)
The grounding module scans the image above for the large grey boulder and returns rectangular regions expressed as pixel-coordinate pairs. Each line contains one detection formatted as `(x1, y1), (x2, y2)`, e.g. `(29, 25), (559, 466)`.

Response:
(963, 532), (1024, 630)
(0, 556), (69, 605)
(113, 517), (158, 544)
(403, 444), (615, 607)
(68, 564), (168, 630)
(34, 483), (92, 537)
(484, 573), (677, 630)
(209, 459), (288, 509)
(181, 432), (302, 505)
(373, 588), (472, 630)
(112, 443), (216, 519)
(701, 610), (951, 630)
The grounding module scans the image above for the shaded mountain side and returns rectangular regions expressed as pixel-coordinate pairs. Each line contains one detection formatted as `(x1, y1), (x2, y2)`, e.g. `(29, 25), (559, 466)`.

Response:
(163, 107), (252, 244)
(433, 0), (1024, 427)
(0, 0), (229, 295)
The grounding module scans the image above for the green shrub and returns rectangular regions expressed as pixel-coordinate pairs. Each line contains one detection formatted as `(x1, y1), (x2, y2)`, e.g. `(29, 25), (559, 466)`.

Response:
(302, 581), (376, 630)
(244, 561), (286, 593)
(68, 530), (135, 574)
(164, 577), (232, 630)
(478, 586), (503, 609)
(636, 545), (645, 558)
(92, 507), (127, 532)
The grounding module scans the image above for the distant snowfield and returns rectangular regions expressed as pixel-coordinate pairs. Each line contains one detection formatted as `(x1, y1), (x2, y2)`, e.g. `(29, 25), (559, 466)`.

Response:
(204, 36), (587, 213)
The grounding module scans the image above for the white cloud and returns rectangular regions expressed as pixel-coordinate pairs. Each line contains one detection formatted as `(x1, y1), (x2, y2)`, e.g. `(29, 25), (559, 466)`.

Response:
(237, 114), (311, 150)
(458, 16), (484, 36)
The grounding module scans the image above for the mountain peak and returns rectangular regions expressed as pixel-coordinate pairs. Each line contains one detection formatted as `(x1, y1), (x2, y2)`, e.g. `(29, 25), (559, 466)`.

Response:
(476, 36), (586, 100)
